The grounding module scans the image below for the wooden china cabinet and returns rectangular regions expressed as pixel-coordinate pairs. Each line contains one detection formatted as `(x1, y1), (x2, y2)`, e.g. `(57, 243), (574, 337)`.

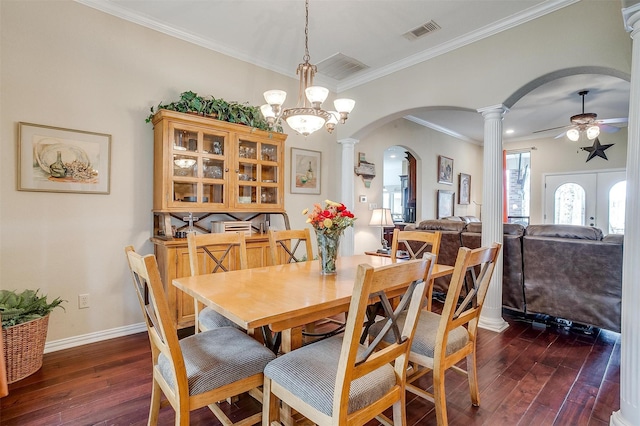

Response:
(149, 110), (288, 328)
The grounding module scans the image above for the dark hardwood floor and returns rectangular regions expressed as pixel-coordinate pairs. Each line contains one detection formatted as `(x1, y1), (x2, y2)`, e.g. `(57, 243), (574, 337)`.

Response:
(0, 309), (620, 426)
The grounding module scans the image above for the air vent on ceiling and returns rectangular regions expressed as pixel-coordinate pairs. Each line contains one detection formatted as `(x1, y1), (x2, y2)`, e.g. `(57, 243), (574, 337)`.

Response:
(403, 20), (441, 40)
(316, 53), (369, 81)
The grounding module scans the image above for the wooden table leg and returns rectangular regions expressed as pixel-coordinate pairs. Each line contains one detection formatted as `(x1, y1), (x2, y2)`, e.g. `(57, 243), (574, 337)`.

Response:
(280, 326), (303, 353)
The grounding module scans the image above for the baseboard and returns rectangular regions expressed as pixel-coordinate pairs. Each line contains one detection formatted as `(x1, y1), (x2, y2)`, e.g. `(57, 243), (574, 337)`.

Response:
(44, 322), (147, 354)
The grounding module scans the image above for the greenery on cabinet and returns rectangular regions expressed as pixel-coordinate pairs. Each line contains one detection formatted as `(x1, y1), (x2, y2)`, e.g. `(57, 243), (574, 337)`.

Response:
(0, 289), (65, 328)
(146, 91), (283, 132)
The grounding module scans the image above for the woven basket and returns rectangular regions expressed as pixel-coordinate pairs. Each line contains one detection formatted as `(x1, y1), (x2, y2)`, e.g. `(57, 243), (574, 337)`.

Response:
(1, 314), (50, 384)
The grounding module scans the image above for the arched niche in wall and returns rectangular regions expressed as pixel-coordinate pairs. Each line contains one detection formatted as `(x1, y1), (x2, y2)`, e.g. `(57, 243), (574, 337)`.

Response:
(383, 145), (416, 223)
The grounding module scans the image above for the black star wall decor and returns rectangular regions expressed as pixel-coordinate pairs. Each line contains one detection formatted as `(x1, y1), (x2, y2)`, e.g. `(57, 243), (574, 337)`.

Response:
(580, 137), (614, 162)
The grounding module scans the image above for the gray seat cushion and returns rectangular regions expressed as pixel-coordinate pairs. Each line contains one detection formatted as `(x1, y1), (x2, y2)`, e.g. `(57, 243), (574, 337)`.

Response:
(199, 307), (242, 330)
(264, 335), (396, 416)
(369, 310), (468, 358)
(158, 327), (275, 396)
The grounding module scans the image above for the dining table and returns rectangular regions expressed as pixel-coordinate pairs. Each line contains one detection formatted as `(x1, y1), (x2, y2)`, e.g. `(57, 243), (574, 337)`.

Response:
(172, 254), (454, 353)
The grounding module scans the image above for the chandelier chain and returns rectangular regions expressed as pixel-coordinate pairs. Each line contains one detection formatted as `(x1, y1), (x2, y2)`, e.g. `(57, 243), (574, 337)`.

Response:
(303, 0), (310, 63)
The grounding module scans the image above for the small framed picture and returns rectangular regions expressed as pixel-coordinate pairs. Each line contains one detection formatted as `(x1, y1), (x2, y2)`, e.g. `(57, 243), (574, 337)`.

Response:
(17, 122), (111, 194)
(459, 173), (471, 205)
(291, 148), (321, 194)
(437, 190), (455, 219)
(438, 155), (453, 184)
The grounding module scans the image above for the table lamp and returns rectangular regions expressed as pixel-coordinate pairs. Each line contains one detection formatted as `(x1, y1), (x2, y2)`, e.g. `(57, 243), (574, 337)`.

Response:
(369, 208), (395, 254)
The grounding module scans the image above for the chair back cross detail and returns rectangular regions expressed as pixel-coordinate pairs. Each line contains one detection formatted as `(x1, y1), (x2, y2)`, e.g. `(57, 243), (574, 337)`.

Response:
(263, 256), (436, 426)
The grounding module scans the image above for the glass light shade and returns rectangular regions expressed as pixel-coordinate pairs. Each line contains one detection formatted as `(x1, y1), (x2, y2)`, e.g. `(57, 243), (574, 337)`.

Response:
(263, 90), (287, 106)
(369, 208), (394, 227)
(260, 104), (276, 119)
(334, 98), (356, 113)
(174, 158), (196, 168)
(586, 125), (600, 140)
(567, 128), (580, 141)
(305, 86), (329, 105)
(285, 114), (326, 136)
(327, 111), (339, 125)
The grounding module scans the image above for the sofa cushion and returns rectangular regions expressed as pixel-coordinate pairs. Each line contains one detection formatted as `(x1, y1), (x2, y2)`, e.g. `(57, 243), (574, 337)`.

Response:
(463, 222), (525, 236)
(415, 220), (466, 232)
(525, 224), (603, 240)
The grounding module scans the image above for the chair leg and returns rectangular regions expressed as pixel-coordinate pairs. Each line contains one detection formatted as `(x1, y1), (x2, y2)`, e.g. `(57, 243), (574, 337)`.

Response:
(148, 379), (162, 426)
(425, 278), (434, 311)
(392, 393), (407, 426)
(175, 404), (190, 426)
(262, 377), (281, 426)
(194, 300), (202, 334)
(433, 367), (449, 426)
(467, 352), (480, 406)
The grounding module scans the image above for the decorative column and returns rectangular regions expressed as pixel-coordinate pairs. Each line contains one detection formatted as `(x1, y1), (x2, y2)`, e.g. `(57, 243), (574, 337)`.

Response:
(338, 138), (358, 256)
(611, 4), (640, 426)
(476, 104), (509, 332)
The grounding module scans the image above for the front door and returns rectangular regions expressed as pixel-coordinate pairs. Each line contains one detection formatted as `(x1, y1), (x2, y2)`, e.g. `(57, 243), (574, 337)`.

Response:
(544, 170), (625, 232)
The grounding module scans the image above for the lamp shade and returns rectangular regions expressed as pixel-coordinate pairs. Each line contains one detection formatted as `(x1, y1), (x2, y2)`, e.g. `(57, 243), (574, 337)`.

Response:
(369, 208), (394, 227)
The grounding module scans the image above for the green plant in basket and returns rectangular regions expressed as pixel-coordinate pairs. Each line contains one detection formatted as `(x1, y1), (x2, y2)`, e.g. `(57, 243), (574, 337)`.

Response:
(0, 289), (65, 328)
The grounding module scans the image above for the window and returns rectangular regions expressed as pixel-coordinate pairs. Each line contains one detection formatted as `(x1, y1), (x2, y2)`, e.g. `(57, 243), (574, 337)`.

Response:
(609, 181), (626, 234)
(505, 151), (531, 225)
(554, 183), (586, 225)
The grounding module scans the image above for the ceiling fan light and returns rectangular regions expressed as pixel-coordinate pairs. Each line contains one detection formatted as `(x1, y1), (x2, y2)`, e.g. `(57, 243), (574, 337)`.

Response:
(587, 125), (600, 140)
(567, 128), (580, 141)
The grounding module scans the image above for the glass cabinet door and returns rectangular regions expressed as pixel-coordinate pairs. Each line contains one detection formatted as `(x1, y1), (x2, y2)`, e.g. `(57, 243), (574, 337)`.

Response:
(235, 138), (280, 208)
(169, 123), (228, 208)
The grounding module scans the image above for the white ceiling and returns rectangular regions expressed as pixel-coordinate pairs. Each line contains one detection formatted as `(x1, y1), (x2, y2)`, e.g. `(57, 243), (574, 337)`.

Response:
(79, 0), (630, 143)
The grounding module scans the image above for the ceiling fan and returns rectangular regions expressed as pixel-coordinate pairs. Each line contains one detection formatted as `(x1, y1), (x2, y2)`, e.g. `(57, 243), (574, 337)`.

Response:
(533, 90), (628, 140)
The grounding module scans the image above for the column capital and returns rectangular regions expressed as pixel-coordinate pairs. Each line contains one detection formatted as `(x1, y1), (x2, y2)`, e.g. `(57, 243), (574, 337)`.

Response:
(623, 3), (640, 34)
(477, 104), (510, 118)
(337, 138), (359, 146)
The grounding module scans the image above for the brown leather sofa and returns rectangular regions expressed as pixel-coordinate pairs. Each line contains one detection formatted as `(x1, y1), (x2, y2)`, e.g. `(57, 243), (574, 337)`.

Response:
(403, 220), (623, 332)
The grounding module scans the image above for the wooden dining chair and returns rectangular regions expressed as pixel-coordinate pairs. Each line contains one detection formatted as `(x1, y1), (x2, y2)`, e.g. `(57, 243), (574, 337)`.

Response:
(262, 255), (435, 426)
(391, 229), (442, 310)
(268, 228), (345, 343)
(368, 243), (502, 426)
(124, 246), (275, 426)
(268, 228), (314, 265)
(186, 232), (248, 333)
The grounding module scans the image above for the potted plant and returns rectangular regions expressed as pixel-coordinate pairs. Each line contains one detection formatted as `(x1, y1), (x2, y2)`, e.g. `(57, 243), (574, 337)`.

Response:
(145, 90), (283, 132)
(1, 289), (65, 383)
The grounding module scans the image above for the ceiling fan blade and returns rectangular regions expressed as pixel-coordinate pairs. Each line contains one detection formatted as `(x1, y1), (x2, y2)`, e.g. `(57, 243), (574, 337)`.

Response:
(598, 117), (628, 125)
(532, 124), (571, 134)
(554, 131), (567, 139)
(599, 124), (622, 133)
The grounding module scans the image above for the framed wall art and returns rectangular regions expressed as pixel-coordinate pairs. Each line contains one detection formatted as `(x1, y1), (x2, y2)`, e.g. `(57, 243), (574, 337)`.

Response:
(459, 173), (471, 205)
(291, 148), (321, 194)
(437, 155), (453, 184)
(437, 190), (455, 219)
(17, 122), (111, 194)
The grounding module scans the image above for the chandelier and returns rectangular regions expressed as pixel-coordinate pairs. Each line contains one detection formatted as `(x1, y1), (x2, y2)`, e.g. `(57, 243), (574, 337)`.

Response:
(260, 0), (355, 137)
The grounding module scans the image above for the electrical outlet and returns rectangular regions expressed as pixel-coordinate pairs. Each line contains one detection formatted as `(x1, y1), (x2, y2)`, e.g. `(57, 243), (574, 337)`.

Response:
(78, 293), (90, 309)
(368, 203), (377, 210)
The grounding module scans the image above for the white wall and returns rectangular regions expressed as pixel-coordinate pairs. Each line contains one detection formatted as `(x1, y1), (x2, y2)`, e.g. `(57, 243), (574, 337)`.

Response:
(0, 1), (339, 342)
